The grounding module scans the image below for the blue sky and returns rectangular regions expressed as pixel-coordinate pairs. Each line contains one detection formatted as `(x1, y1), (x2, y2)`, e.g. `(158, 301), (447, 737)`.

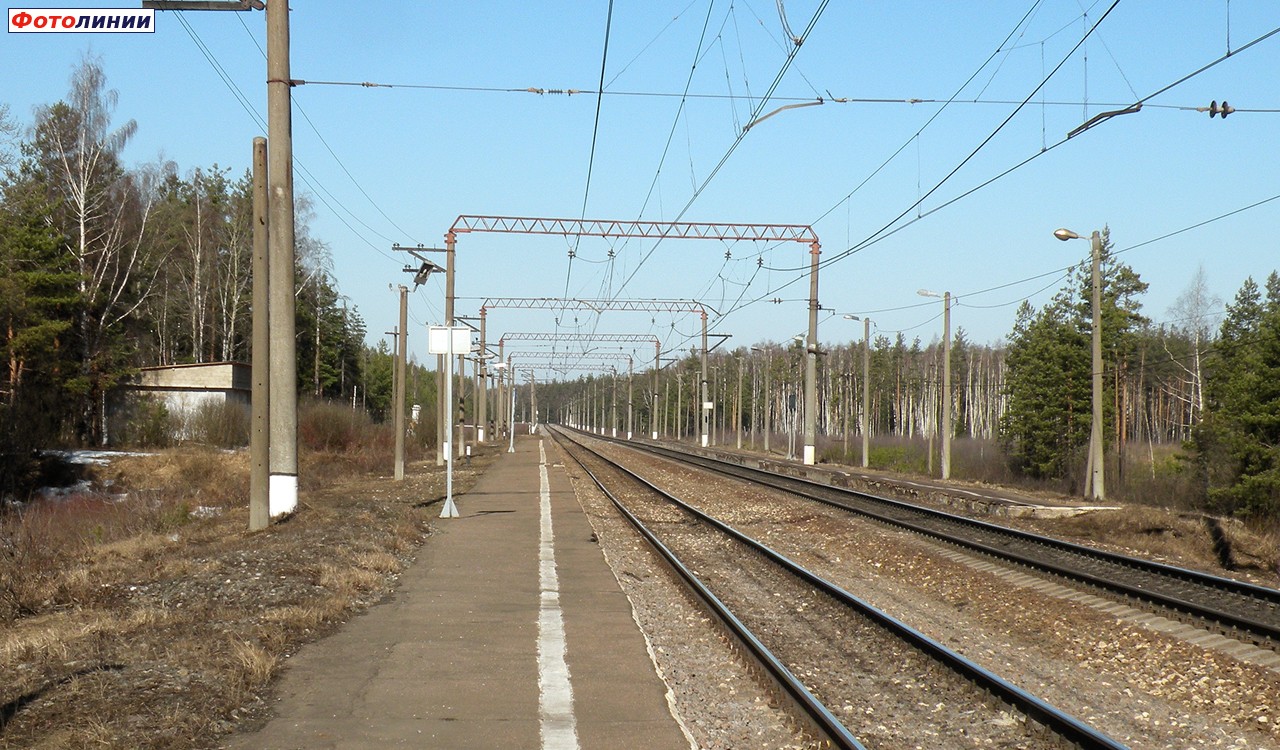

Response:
(5, 1), (1279, 372)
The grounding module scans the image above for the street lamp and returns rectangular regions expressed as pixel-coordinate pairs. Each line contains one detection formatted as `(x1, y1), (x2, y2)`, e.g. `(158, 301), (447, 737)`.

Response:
(843, 315), (872, 469)
(917, 289), (952, 480)
(1054, 227), (1105, 501)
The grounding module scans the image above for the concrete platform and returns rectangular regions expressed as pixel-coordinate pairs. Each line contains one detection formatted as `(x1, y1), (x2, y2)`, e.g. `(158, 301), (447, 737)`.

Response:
(224, 435), (691, 750)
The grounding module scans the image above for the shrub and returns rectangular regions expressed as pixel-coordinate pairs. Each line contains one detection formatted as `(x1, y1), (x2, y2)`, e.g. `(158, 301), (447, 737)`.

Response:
(299, 401), (374, 453)
(189, 399), (249, 448)
(114, 397), (175, 449)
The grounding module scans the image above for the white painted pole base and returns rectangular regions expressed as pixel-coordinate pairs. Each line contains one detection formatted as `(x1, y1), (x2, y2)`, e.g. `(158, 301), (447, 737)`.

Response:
(701, 435), (709, 447)
(440, 496), (459, 518)
(627, 431), (632, 440)
(651, 431), (658, 439)
(269, 474), (297, 517)
(478, 428), (486, 442)
(803, 445), (816, 465)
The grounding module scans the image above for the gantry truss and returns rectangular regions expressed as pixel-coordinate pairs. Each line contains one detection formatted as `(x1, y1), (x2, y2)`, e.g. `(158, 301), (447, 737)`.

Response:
(509, 351), (634, 362)
(516, 363), (618, 374)
(472, 297), (714, 316)
(449, 215), (817, 244)
(445, 213), (821, 461)
(498, 331), (660, 346)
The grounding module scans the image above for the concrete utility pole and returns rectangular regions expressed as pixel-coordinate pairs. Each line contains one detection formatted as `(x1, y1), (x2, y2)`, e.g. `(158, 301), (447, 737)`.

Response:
(445, 235), (457, 455)
(752, 347), (771, 454)
(736, 355), (744, 449)
(627, 356), (634, 440)
(676, 371), (683, 440)
(507, 365), (516, 453)
(803, 241), (821, 465)
(249, 136), (269, 532)
(941, 293), (951, 480)
(392, 243), (447, 462)
(498, 341), (506, 438)
(700, 311), (710, 447)
(478, 309), (487, 443)
(917, 289), (952, 480)
(529, 374), (538, 433)
(652, 344), (660, 439)
(393, 286), (408, 481)
(144, 0), (271, 524)
(265, 0), (298, 517)
(862, 318), (871, 468)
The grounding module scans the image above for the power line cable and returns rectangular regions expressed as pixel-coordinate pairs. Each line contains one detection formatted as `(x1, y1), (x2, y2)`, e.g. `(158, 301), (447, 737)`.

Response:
(708, 187), (1280, 341)
(564, 0), (617, 329)
(175, 13), (402, 264)
(611, 0), (831, 299)
(233, 13), (423, 245)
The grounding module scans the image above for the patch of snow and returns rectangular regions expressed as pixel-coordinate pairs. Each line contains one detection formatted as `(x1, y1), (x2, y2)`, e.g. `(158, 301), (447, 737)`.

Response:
(37, 480), (96, 499)
(45, 449), (154, 466)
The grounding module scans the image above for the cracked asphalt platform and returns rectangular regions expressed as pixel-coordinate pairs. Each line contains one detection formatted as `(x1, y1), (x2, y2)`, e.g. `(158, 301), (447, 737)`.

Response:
(224, 434), (691, 750)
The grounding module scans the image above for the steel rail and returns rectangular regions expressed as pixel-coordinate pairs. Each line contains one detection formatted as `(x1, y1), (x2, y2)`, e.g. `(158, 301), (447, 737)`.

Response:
(546, 428), (866, 750)
(553, 427), (1128, 750)
(595, 434), (1280, 646)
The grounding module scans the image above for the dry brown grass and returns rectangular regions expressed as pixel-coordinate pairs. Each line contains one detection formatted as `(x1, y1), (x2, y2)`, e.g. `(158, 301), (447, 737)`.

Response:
(0, 439), (501, 749)
(1009, 504), (1279, 582)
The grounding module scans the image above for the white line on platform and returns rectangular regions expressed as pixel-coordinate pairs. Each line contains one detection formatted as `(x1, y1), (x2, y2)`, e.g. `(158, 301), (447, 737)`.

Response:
(538, 440), (579, 750)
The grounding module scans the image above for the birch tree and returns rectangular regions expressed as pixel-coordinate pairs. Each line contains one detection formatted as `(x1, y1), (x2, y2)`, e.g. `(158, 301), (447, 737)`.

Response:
(30, 56), (161, 440)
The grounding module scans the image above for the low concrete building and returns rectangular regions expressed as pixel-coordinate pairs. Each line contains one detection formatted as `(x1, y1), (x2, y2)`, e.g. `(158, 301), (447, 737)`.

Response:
(110, 362), (251, 444)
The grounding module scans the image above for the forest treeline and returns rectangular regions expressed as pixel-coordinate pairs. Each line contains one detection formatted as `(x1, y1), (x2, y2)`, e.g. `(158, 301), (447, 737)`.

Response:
(4, 58), (1279, 521)
(537, 233), (1280, 521)
(1, 58), (433, 493)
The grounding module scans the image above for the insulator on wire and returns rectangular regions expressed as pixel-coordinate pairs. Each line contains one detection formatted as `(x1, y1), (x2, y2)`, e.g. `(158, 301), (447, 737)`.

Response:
(1209, 100), (1234, 118)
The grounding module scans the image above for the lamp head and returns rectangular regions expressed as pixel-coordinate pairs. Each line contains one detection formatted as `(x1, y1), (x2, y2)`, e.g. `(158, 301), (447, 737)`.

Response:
(918, 289), (941, 299)
(412, 259), (444, 288)
(842, 314), (860, 321)
(1053, 228), (1080, 242)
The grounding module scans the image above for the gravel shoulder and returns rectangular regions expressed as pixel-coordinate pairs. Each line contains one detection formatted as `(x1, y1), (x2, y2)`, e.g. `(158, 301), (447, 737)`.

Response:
(568, 435), (1280, 749)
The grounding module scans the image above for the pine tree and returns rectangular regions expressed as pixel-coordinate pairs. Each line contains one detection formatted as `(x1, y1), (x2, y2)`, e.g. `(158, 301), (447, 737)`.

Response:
(1196, 275), (1280, 517)
(0, 166), (79, 492)
(1000, 299), (1090, 478)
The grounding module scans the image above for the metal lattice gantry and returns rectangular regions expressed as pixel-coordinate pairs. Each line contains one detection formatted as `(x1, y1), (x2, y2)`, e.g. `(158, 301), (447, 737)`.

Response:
(500, 331), (661, 439)
(498, 331), (660, 346)
(474, 297), (714, 446)
(477, 297), (714, 315)
(508, 350), (634, 364)
(450, 215), (817, 244)
(445, 215), (823, 463)
(507, 353), (633, 438)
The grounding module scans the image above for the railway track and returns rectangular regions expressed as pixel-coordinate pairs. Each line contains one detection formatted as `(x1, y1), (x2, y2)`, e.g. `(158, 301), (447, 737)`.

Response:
(585, 430), (1280, 650)
(549, 426), (1129, 749)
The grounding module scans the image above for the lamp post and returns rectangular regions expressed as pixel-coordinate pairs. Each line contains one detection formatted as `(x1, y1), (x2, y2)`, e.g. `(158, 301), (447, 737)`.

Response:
(1055, 228), (1105, 501)
(843, 315), (872, 469)
(917, 290), (951, 480)
(751, 346), (771, 454)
